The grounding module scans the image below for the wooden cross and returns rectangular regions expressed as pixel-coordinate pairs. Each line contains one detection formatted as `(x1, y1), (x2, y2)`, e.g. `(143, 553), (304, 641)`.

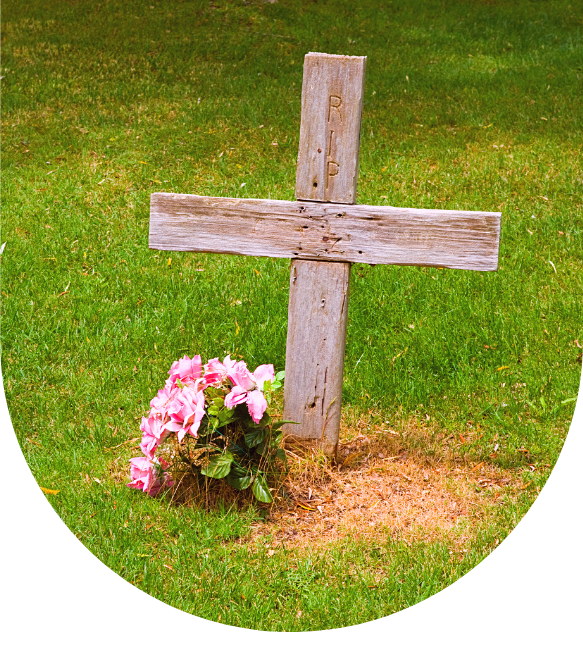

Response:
(149, 52), (501, 453)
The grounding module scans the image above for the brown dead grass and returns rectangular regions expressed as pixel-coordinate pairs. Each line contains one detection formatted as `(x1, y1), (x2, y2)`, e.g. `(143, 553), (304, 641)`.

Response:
(108, 416), (527, 550)
(244, 418), (526, 550)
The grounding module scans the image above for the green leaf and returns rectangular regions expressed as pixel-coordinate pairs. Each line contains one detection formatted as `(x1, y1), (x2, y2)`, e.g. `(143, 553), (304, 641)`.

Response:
(257, 413), (271, 428)
(225, 463), (253, 490)
(242, 415), (257, 430)
(245, 428), (267, 449)
(271, 420), (297, 431)
(205, 386), (221, 399)
(226, 472), (253, 490)
(227, 442), (246, 457)
(275, 447), (287, 464)
(217, 406), (235, 424)
(207, 395), (226, 417)
(201, 452), (234, 479)
(226, 462), (253, 490)
(229, 463), (249, 477)
(243, 411), (271, 429)
(252, 473), (273, 503)
(267, 371), (284, 392)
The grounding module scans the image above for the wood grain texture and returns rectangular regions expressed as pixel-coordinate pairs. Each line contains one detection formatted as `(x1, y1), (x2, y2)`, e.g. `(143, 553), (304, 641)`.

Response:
(288, 52), (365, 448)
(150, 193), (501, 271)
(147, 51), (502, 448)
(295, 53), (366, 205)
(283, 260), (350, 447)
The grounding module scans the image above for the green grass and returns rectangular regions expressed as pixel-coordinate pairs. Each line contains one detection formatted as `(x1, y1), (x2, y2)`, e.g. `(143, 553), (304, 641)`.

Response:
(2, 0), (582, 631)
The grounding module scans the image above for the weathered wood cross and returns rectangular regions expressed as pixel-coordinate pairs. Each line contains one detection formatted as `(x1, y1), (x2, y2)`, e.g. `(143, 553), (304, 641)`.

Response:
(149, 52), (501, 453)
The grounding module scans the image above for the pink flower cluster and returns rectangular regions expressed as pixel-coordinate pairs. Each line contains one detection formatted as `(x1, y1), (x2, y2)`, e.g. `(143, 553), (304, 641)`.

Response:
(128, 354), (275, 496)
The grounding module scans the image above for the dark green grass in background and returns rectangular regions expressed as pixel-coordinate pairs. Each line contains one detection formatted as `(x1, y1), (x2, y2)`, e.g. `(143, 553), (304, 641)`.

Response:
(2, 0), (582, 631)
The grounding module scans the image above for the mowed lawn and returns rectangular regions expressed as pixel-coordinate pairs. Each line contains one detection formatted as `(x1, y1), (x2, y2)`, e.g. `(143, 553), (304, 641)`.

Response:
(2, 0), (582, 631)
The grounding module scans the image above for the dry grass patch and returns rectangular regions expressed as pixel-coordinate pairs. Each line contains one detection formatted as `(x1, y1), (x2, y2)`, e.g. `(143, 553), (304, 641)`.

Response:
(246, 418), (526, 550)
(108, 416), (527, 551)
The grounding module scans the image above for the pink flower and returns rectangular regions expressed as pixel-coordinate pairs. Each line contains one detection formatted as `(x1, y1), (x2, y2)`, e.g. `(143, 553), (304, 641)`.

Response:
(245, 389), (268, 423)
(227, 360), (256, 391)
(168, 355), (202, 384)
(139, 415), (170, 459)
(127, 457), (173, 496)
(164, 386), (206, 441)
(150, 380), (179, 419)
(224, 362), (275, 423)
(201, 354), (235, 387)
(252, 364), (276, 389)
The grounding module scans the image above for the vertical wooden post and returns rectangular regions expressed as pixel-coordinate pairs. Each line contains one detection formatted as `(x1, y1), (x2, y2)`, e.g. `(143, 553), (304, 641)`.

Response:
(283, 53), (366, 453)
(284, 259), (351, 448)
(295, 53), (367, 204)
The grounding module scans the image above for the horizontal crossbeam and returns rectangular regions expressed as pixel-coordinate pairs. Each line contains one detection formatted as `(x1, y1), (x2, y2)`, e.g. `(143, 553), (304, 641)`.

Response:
(150, 193), (501, 271)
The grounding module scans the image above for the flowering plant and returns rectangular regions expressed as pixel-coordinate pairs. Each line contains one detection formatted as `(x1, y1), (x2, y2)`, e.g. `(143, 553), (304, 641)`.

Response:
(128, 354), (287, 503)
